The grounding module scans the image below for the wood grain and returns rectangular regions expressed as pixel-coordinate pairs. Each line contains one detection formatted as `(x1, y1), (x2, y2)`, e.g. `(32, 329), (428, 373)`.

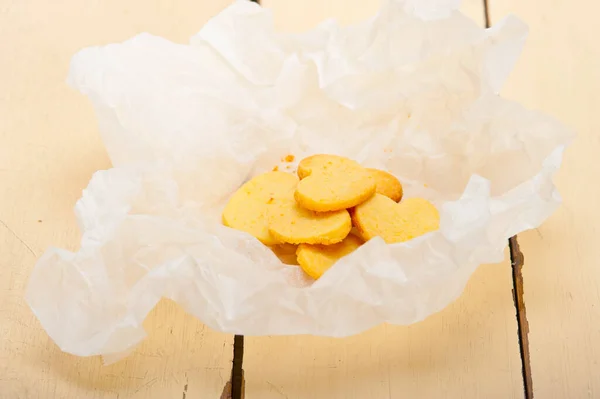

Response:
(489, 0), (600, 397)
(0, 1), (234, 398)
(244, 1), (524, 398)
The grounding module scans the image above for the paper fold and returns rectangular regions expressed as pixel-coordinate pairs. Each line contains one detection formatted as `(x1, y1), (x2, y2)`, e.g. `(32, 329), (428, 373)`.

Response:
(27, 0), (572, 361)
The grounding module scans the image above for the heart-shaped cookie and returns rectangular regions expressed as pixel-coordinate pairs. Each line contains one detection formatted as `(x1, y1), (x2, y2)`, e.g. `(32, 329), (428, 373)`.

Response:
(222, 171), (299, 245)
(295, 154), (376, 212)
(267, 200), (351, 245)
(367, 168), (403, 202)
(352, 194), (440, 243)
(296, 234), (363, 279)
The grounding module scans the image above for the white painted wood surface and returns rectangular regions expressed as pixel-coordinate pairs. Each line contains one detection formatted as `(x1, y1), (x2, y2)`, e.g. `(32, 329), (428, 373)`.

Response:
(244, 1), (524, 398)
(5, 0), (596, 398)
(490, 0), (600, 397)
(0, 2), (234, 398)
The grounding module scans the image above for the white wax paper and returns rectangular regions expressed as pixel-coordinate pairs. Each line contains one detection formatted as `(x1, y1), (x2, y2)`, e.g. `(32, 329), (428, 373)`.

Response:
(27, 0), (572, 361)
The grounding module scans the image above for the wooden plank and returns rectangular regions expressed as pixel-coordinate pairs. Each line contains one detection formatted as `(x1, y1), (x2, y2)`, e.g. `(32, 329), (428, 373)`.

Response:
(244, 1), (524, 398)
(489, 0), (600, 397)
(244, 264), (525, 399)
(0, 1), (234, 398)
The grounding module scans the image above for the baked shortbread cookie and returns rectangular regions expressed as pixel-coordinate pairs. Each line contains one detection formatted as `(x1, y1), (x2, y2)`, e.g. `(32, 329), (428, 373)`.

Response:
(267, 200), (351, 245)
(222, 171), (298, 245)
(366, 168), (403, 202)
(352, 194), (439, 243)
(269, 243), (299, 265)
(295, 154), (376, 212)
(296, 234), (363, 279)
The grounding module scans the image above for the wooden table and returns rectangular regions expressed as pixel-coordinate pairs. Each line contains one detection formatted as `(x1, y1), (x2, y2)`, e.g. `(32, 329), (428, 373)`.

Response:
(1, 0), (598, 398)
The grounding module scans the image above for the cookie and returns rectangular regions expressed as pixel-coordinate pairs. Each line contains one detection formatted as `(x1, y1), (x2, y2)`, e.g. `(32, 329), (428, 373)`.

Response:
(296, 154), (324, 179)
(222, 171), (299, 245)
(267, 200), (351, 245)
(352, 194), (440, 243)
(296, 234), (363, 279)
(270, 243), (299, 265)
(367, 168), (403, 202)
(350, 226), (366, 241)
(295, 154), (376, 212)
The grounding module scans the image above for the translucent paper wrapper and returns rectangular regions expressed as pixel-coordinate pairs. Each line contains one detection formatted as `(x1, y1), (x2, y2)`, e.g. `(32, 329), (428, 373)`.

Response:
(27, 0), (572, 361)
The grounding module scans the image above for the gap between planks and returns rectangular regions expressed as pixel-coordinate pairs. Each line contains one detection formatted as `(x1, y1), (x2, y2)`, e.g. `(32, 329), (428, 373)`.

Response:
(510, 236), (533, 399)
(222, 1), (532, 399)
(482, 1), (534, 397)
(224, 0), (255, 394)
(222, 335), (245, 399)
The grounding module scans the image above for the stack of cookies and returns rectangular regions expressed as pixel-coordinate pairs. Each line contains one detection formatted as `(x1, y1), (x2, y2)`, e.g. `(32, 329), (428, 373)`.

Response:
(222, 154), (440, 280)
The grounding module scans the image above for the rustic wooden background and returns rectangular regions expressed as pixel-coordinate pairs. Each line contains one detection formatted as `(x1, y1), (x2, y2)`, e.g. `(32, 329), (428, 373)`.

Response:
(1, 0), (598, 398)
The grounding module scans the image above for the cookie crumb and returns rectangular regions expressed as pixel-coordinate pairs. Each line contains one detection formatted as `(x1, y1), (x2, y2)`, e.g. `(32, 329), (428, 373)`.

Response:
(37, 220), (42, 223)
(283, 154), (295, 162)
(272, 165), (279, 171)
(267, 197), (274, 204)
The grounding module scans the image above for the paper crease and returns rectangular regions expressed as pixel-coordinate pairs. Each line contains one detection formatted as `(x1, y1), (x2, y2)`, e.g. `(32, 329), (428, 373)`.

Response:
(27, 0), (572, 361)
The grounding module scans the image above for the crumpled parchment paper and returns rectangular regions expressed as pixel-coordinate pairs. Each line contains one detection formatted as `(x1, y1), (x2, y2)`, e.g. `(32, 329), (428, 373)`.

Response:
(27, 0), (572, 362)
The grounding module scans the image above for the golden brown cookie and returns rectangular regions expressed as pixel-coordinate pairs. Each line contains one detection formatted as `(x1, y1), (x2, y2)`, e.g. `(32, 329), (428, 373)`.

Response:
(296, 154), (323, 179)
(269, 243), (299, 265)
(367, 168), (403, 202)
(349, 226), (366, 241)
(267, 200), (351, 245)
(295, 154), (376, 212)
(222, 171), (298, 245)
(352, 194), (440, 243)
(296, 234), (363, 279)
